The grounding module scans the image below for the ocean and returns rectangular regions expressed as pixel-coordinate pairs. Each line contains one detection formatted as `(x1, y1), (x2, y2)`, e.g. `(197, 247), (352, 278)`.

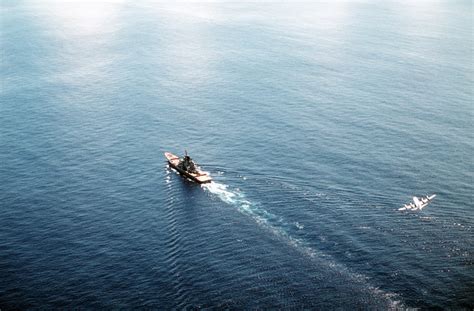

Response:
(1, 1), (473, 309)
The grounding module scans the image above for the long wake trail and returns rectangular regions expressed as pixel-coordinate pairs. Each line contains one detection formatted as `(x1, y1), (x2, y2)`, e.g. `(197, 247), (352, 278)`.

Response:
(201, 181), (403, 309)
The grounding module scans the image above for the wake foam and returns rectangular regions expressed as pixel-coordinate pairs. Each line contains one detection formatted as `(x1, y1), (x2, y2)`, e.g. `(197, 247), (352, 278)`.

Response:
(201, 181), (402, 309)
(202, 182), (285, 229)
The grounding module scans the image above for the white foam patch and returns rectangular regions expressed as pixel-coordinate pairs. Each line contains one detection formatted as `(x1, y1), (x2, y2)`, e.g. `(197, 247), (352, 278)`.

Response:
(202, 182), (238, 204)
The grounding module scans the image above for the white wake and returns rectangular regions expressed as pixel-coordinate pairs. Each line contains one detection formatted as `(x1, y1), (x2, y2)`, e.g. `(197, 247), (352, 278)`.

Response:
(201, 181), (402, 309)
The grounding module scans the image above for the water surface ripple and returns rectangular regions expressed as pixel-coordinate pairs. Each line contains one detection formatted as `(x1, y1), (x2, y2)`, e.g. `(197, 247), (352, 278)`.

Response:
(1, 1), (473, 309)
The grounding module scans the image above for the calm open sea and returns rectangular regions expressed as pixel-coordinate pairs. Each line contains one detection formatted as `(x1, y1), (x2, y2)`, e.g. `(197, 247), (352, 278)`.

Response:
(1, 1), (473, 309)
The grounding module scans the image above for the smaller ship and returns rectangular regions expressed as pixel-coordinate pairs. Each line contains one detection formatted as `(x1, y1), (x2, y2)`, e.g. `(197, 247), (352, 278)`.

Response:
(165, 151), (212, 184)
(399, 194), (436, 211)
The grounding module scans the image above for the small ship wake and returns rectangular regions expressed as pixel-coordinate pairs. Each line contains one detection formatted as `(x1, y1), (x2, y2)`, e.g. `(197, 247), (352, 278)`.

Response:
(202, 181), (402, 309)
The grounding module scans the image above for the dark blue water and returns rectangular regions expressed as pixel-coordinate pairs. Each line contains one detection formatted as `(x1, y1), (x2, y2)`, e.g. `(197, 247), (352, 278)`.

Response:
(1, 1), (473, 309)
